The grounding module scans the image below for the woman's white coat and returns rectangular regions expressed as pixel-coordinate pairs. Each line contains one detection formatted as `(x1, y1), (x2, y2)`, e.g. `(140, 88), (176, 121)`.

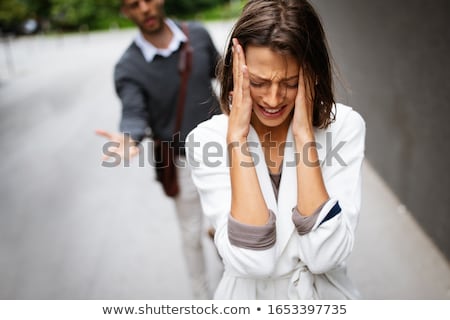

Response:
(186, 103), (366, 299)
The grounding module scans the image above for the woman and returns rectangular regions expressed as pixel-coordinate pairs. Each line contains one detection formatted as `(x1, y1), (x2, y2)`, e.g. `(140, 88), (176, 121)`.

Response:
(186, 0), (365, 299)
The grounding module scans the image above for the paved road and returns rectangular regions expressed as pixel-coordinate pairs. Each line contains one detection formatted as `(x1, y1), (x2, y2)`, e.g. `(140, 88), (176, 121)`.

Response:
(0, 22), (448, 299)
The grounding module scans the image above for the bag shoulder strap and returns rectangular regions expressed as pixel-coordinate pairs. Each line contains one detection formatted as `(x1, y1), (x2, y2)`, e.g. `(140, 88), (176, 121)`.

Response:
(174, 22), (192, 135)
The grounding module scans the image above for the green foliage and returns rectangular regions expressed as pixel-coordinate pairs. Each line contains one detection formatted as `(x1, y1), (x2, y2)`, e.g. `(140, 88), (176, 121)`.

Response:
(165, 0), (228, 17)
(194, 0), (246, 21)
(0, 0), (243, 34)
(25, 0), (52, 18)
(0, 0), (28, 31)
(50, 0), (121, 30)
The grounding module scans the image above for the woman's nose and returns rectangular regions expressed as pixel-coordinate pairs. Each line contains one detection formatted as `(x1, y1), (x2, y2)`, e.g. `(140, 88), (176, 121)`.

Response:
(262, 84), (283, 107)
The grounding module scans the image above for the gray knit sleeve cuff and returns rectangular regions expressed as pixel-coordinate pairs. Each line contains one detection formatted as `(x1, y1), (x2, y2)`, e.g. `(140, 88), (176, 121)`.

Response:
(292, 202), (326, 236)
(228, 210), (276, 250)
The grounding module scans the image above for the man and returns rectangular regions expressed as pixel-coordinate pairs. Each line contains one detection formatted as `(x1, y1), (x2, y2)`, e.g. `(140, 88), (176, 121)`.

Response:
(96, 0), (221, 299)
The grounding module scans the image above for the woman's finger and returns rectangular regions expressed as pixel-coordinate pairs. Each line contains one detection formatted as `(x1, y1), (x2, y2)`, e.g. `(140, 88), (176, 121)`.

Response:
(235, 40), (248, 101)
(295, 69), (315, 126)
(232, 38), (241, 97)
(241, 64), (252, 107)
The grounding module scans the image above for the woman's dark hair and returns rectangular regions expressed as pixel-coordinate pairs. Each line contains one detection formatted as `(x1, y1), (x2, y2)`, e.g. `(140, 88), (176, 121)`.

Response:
(218, 0), (335, 128)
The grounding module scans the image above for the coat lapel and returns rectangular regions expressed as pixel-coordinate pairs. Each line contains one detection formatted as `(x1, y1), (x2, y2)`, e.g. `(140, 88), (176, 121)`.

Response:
(275, 127), (297, 255)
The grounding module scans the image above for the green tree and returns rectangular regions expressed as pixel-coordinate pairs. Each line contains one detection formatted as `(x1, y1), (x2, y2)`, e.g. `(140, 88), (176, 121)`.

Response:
(0, 0), (28, 32)
(50, 0), (121, 30)
(165, 0), (226, 17)
(0, 0), (236, 34)
(24, 0), (52, 19)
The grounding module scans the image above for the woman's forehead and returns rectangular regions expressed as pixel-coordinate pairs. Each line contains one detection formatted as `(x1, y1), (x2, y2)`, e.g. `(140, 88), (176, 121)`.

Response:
(245, 45), (299, 80)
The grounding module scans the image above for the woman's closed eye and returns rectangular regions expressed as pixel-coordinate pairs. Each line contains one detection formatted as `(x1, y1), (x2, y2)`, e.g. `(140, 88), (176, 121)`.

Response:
(249, 81), (268, 88)
(283, 81), (299, 89)
(249, 79), (298, 89)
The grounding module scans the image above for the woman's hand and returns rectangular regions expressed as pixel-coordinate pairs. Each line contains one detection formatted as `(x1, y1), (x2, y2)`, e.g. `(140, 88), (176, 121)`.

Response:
(226, 38), (253, 144)
(292, 69), (315, 143)
(226, 39), (269, 226)
(95, 129), (139, 164)
(292, 71), (329, 216)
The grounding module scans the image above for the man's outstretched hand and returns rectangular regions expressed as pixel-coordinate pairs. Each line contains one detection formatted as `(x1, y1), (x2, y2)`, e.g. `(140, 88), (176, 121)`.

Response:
(95, 129), (139, 165)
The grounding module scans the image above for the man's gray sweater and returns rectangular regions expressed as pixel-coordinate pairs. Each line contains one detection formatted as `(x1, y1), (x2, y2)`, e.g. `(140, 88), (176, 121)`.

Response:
(114, 21), (221, 147)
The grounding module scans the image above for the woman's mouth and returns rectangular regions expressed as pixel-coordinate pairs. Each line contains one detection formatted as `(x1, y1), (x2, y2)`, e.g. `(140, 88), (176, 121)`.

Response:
(258, 105), (286, 118)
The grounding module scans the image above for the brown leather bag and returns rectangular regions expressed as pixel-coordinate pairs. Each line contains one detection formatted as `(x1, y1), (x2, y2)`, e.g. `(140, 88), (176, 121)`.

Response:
(153, 139), (178, 197)
(154, 23), (192, 197)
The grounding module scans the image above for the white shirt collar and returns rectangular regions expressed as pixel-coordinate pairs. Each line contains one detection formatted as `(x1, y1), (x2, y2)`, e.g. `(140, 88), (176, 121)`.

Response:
(134, 19), (188, 62)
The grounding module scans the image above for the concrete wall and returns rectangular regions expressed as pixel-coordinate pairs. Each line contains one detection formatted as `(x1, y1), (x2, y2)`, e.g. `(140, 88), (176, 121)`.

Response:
(311, 0), (450, 259)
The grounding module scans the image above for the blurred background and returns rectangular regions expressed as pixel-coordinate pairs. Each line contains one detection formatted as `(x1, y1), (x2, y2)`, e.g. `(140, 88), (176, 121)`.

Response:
(0, 0), (449, 299)
(0, 0), (242, 35)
